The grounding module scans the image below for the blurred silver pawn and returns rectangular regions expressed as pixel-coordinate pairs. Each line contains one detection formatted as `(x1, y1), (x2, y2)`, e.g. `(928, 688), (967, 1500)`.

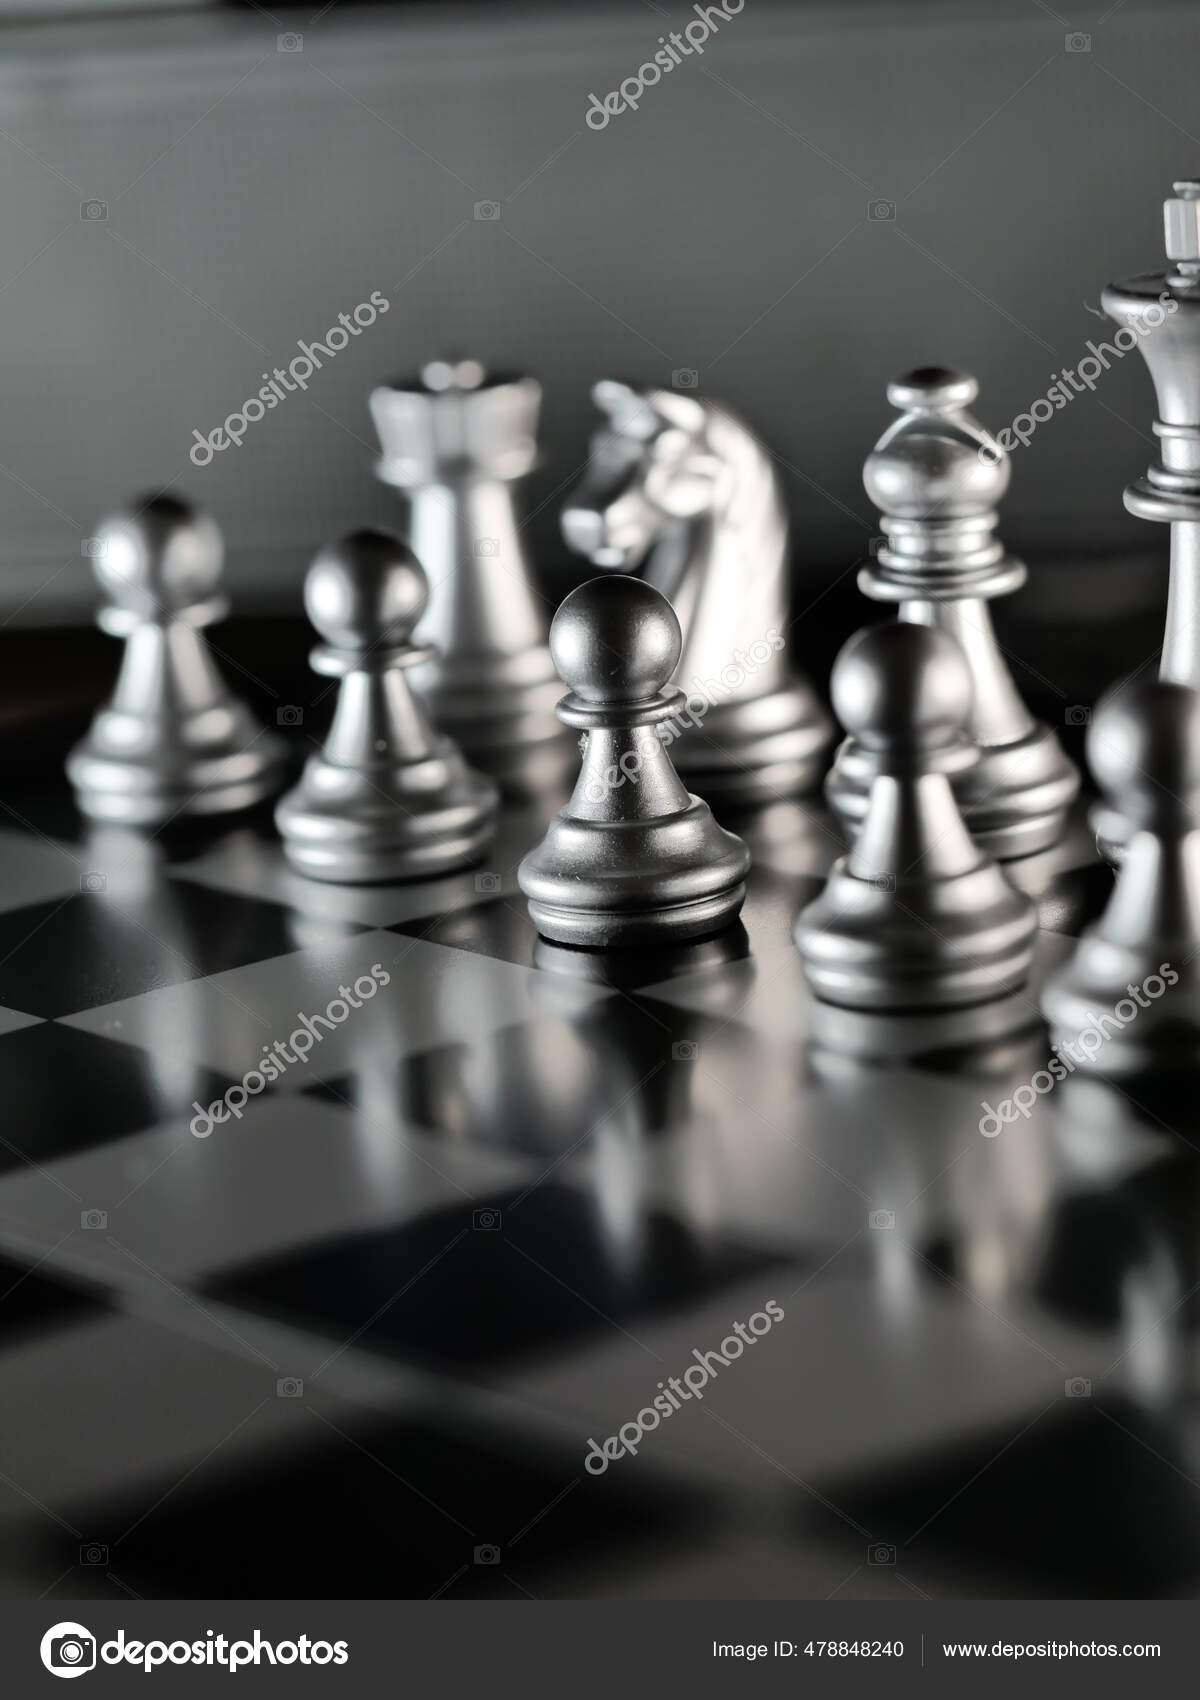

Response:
(67, 495), (285, 826)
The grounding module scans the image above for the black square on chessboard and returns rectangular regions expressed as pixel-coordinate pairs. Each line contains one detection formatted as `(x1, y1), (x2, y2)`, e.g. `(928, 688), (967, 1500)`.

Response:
(0, 1023), (234, 1162)
(815, 1395), (1200, 1596)
(0, 883), (366, 1019)
(205, 1182), (794, 1371)
(29, 1408), (709, 1601)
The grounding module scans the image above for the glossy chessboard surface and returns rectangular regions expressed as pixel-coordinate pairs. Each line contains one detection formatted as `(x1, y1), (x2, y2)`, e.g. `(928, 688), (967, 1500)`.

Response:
(0, 738), (1196, 1603)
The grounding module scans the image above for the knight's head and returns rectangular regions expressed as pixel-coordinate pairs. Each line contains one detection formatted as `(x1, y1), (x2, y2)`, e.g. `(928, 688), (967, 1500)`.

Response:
(561, 381), (726, 570)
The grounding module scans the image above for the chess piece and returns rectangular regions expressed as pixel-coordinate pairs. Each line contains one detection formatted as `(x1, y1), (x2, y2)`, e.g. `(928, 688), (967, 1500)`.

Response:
(275, 529), (498, 882)
(1041, 678), (1200, 1075)
(1099, 181), (1200, 859)
(561, 381), (832, 804)
(66, 495), (285, 826)
(826, 369), (1079, 859)
(369, 359), (567, 787)
(796, 621), (1038, 1010)
(518, 576), (750, 945)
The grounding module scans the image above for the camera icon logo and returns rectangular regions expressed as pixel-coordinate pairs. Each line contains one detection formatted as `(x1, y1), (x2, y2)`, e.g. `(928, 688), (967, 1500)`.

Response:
(671, 1040), (698, 1061)
(868, 199), (896, 221)
(867, 872), (896, 893)
(40, 1623), (96, 1678)
(1065, 705), (1091, 726)
(80, 537), (108, 559)
(475, 871), (501, 894)
(80, 871), (106, 893)
(474, 200), (501, 221)
(474, 1543), (501, 1565)
(277, 31), (303, 51)
(671, 368), (699, 390)
(1065, 32), (1091, 52)
(277, 705), (304, 726)
(474, 537), (500, 557)
(80, 1209), (107, 1230)
(869, 1209), (894, 1231)
(1065, 1376), (1092, 1397)
(276, 1377), (304, 1398)
(472, 1207), (502, 1232)
(868, 1542), (897, 1566)
(80, 200), (107, 221)
(79, 1543), (108, 1567)
(867, 534), (886, 557)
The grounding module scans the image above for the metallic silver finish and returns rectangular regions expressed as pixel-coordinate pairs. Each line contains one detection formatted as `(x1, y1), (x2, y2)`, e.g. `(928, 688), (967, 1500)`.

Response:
(369, 360), (567, 786)
(797, 621), (1038, 1010)
(1042, 678), (1200, 1075)
(518, 576), (750, 946)
(66, 495), (286, 826)
(275, 529), (498, 883)
(1100, 182), (1200, 858)
(560, 381), (832, 804)
(826, 369), (1079, 859)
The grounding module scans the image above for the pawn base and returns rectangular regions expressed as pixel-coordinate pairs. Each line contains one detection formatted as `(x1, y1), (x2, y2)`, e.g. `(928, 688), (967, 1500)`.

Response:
(67, 724), (286, 828)
(795, 859), (1038, 1011)
(518, 796), (750, 948)
(527, 884), (745, 948)
(1042, 940), (1194, 1078)
(276, 746), (498, 884)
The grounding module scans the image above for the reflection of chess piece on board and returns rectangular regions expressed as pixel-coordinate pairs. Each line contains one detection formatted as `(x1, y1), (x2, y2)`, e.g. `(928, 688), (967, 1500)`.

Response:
(826, 369), (1078, 859)
(562, 381), (832, 804)
(369, 360), (567, 788)
(275, 529), (498, 883)
(519, 576), (750, 946)
(67, 495), (285, 825)
(797, 621), (1037, 1010)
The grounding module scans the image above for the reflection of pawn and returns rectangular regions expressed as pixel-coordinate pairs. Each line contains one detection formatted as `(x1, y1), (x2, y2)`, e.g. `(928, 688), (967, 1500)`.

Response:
(826, 369), (1079, 859)
(275, 530), (498, 882)
(67, 495), (285, 825)
(518, 577), (750, 945)
(797, 622), (1037, 1009)
(1042, 679), (1200, 1074)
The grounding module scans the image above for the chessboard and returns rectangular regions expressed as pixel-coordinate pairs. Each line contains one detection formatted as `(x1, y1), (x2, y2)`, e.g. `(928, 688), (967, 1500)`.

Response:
(0, 714), (1197, 1604)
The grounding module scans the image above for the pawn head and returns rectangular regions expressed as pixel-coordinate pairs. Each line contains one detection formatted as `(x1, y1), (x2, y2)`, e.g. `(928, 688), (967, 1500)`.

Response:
(1089, 677), (1200, 827)
(832, 619), (972, 753)
(305, 529), (428, 651)
(90, 494), (223, 616)
(550, 575), (681, 705)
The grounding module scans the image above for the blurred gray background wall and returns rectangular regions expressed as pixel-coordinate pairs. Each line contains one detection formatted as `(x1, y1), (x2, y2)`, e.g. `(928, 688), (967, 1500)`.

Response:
(1, 0), (1196, 623)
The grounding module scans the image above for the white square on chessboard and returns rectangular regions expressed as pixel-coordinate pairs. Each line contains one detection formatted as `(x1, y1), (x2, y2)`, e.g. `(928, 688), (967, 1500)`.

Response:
(59, 929), (614, 1083)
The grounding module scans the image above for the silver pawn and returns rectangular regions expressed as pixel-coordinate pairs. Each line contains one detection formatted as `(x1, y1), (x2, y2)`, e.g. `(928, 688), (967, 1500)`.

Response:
(1042, 679), (1200, 1075)
(369, 359), (567, 786)
(826, 369), (1079, 859)
(1100, 180), (1200, 859)
(66, 495), (285, 826)
(797, 621), (1038, 1010)
(275, 529), (498, 883)
(518, 577), (750, 946)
